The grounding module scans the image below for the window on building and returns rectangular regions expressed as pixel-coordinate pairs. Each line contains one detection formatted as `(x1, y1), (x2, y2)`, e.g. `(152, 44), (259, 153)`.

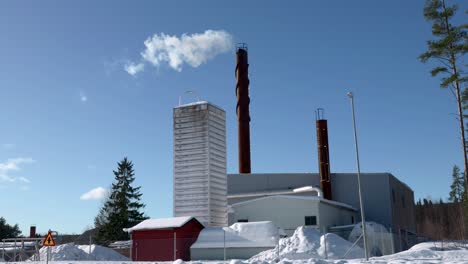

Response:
(392, 189), (396, 203)
(237, 219), (248, 223)
(351, 216), (355, 224)
(305, 216), (317, 226)
(402, 196), (405, 208)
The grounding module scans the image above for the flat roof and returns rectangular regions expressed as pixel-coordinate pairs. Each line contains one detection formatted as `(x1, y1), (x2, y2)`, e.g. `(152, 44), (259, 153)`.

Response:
(174, 101), (225, 112)
(230, 195), (357, 211)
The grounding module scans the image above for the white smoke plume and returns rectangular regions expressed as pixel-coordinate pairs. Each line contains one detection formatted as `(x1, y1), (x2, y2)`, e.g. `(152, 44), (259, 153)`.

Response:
(126, 30), (233, 74)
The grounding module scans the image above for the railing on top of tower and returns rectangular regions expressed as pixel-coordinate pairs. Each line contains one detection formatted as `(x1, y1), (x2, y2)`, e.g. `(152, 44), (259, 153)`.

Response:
(316, 108), (325, 120)
(236, 43), (248, 52)
(178, 90), (202, 106)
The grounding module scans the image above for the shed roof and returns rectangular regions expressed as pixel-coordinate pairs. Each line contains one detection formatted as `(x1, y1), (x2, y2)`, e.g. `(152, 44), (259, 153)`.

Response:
(124, 216), (201, 232)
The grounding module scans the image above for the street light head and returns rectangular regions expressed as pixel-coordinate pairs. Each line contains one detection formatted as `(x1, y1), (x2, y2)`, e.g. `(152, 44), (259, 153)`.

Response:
(347, 92), (354, 98)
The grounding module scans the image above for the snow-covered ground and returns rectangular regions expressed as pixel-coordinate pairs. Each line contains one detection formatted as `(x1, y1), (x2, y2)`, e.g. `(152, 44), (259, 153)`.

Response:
(5, 229), (466, 264)
(28, 243), (128, 261)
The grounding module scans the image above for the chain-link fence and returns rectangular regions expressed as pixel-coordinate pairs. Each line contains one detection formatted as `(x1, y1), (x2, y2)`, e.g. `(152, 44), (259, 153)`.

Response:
(1, 238), (42, 261)
(327, 224), (430, 258)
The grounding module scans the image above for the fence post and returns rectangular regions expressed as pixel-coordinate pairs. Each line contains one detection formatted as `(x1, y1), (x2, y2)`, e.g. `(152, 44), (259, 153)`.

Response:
(277, 228), (280, 260)
(379, 229), (384, 255)
(399, 228), (403, 252)
(389, 227), (395, 254)
(223, 229), (226, 262)
(324, 233), (328, 259)
(174, 232), (177, 260)
(89, 236), (92, 259)
(129, 238), (132, 261)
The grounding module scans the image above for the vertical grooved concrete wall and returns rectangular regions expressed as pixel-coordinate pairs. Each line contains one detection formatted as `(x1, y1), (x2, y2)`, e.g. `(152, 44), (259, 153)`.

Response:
(173, 102), (227, 226)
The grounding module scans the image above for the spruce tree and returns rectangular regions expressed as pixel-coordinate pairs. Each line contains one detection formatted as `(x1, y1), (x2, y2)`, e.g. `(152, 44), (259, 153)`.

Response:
(449, 165), (465, 203)
(420, 0), (468, 193)
(0, 217), (21, 240)
(94, 157), (148, 244)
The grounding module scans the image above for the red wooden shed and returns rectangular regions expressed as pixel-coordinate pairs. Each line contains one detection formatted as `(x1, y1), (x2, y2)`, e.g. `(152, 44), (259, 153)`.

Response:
(124, 216), (204, 261)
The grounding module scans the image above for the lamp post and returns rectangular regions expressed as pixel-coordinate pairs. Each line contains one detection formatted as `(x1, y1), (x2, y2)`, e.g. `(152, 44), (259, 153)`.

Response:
(347, 92), (369, 260)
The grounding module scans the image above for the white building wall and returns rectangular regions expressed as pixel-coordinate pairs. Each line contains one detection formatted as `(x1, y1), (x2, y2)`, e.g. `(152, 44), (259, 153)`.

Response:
(173, 102), (227, 226)
(318, 202), (358, 229)
(229, 196), (357, 235)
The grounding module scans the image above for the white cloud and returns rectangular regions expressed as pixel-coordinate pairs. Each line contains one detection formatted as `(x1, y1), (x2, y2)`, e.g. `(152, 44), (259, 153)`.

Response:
(80, 187), (108, 200)
(126, 30), (233, 74)
(124, 62), (145, 76)
(0, 157), (35, 184)
(2, 143), (15, 149)
(18, 177), (30, 183)
(80, 92), (87, 102)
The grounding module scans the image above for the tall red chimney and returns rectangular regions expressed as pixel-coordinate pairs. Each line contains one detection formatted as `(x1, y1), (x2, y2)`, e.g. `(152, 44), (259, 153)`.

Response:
(316, 109), (332, 200)
(236, 44), (251, 174)
(30, 225), (36, 238)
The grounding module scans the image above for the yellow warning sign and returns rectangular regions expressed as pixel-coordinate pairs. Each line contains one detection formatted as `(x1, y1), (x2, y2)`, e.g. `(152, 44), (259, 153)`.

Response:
(43, 231), (55, 246)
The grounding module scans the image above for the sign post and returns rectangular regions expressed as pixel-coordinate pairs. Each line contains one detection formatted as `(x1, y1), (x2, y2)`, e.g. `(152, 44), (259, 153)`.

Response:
(42, 230), (56, 264)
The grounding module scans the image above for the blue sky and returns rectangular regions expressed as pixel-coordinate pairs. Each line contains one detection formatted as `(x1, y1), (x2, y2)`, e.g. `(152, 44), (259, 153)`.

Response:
(0, 0), (466, 234)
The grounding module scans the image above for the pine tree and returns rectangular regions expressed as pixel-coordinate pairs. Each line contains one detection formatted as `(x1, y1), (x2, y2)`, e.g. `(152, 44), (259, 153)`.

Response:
(420, 0), (468, 193)
(94, 157), (148, 245)
(0, 217), (21, 240)
(449, 165), (465, 202)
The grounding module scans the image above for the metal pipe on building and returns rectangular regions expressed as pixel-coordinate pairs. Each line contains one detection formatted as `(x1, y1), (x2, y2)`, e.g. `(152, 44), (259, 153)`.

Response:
(236, 43), (251, 174)
(316, 108), (332, 200)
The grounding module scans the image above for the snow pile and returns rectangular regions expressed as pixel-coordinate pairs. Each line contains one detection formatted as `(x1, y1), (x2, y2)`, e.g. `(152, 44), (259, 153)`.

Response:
(34, 243), (128, 261)
(192, 221), (278, 248)
(249, 226), (364, 261)
(410, 241), (468, 251)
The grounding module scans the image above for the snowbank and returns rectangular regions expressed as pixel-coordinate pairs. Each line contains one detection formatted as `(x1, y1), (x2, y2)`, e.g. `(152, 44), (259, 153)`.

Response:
(32, 243), (128, 261)
(409, 241), (468, 251)
(192, 221), (278, 248)
(249, 226), (364, 261)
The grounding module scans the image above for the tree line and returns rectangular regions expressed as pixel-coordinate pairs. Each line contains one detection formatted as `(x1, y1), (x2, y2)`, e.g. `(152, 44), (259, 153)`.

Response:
(419, 0), (467, 237)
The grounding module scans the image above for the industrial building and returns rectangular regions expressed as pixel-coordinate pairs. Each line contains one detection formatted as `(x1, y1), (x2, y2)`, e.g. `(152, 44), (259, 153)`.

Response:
(227, 173), (416, 236)
(135, 44), (418, 262)
(173, 101), (228, 227)
(229, 195), (358, 235)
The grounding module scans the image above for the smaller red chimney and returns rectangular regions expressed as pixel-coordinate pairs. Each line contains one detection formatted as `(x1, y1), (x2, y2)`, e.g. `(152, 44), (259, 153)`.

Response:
(316, 108), (332, 200)
(30, 225), (36, 238)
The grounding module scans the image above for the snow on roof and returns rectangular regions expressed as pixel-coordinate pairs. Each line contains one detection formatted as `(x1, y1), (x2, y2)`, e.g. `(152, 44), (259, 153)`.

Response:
(123, 216), (199, 232)
(191, 221), (278, 249)
(230, 195), (357, 211)
(227, 186), (320, 199)
(174, 100), (208, 108)
(174, 101), (225, 112)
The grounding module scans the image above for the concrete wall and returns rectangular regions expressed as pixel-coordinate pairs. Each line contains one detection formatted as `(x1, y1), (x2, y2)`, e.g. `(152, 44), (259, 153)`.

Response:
(318, 202), (358, 231)
(331, 173), (393, 228)
(191, 247), (273, 260)
(173, 102), (227, 227)
(230, 196), (320, 235)
(389, 175), (416, 232)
